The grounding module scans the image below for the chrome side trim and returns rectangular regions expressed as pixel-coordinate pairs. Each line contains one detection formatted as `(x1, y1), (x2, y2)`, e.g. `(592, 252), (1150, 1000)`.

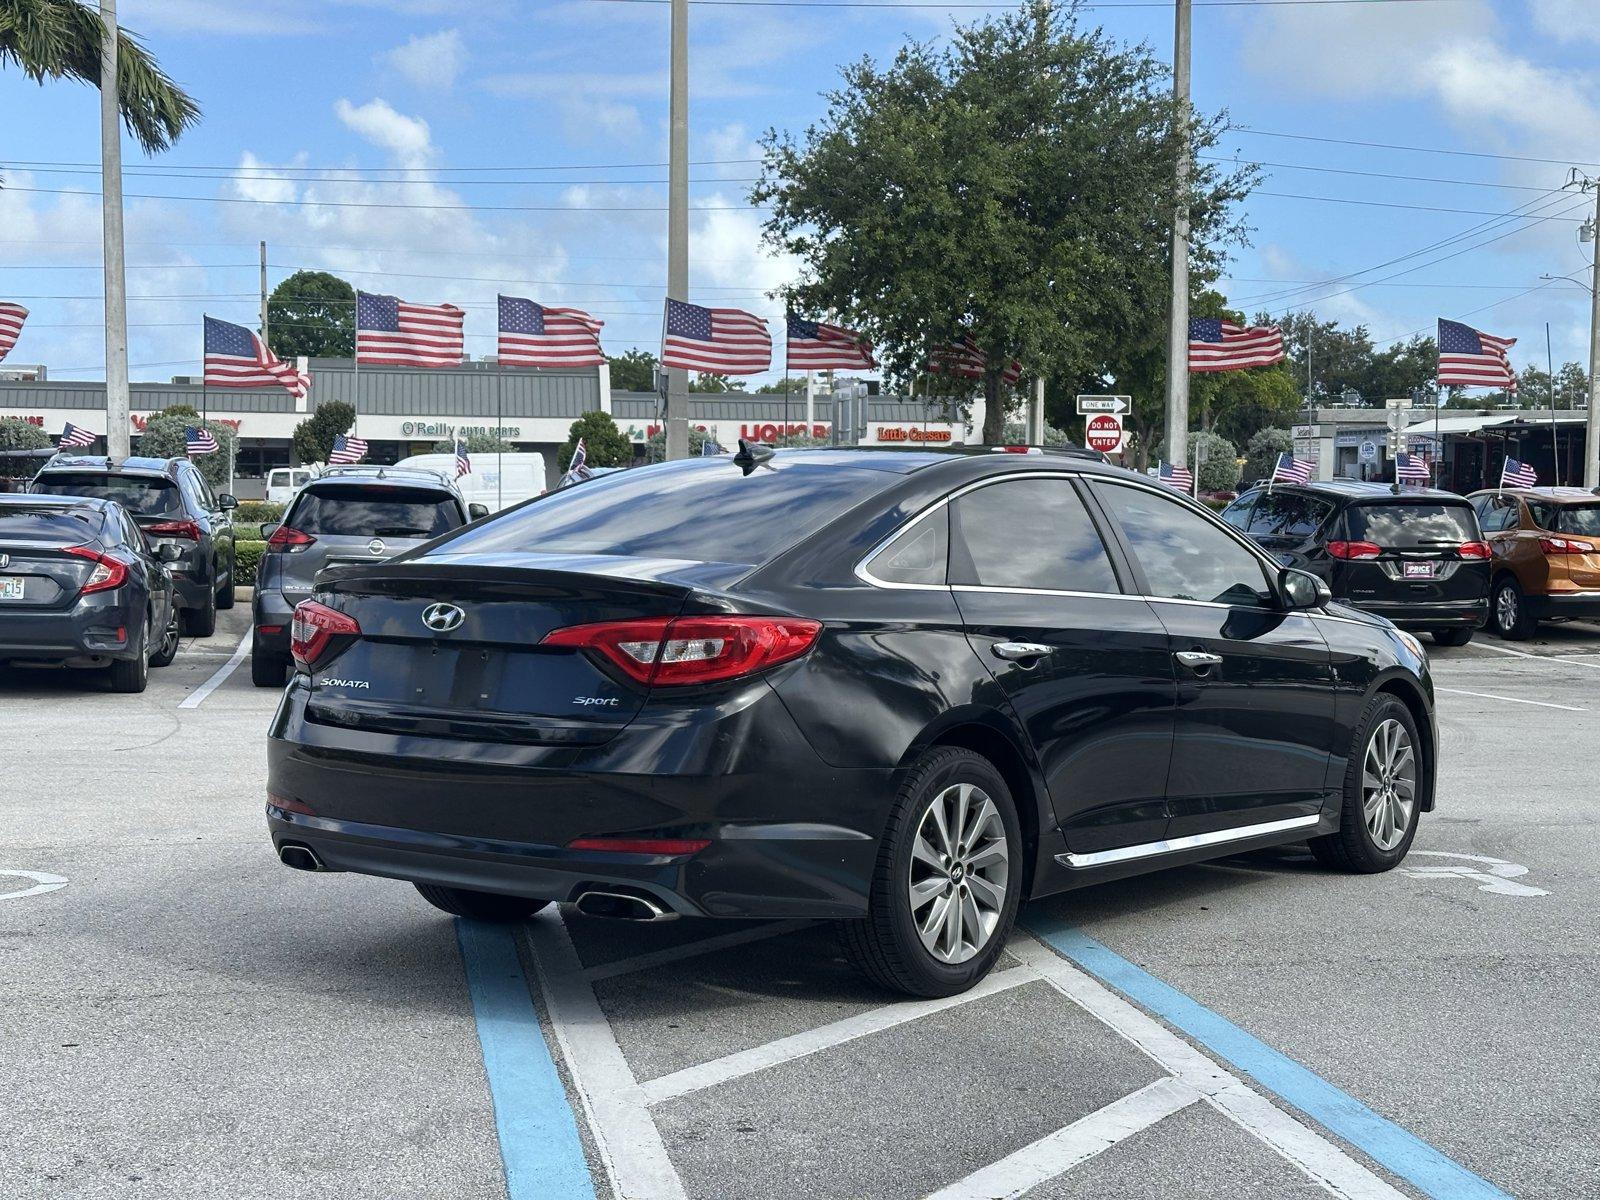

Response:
(1056, 813), (1319, 869)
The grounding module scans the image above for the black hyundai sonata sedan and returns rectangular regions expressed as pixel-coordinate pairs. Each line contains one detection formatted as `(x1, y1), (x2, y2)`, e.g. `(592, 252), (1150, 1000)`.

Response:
(267, 449), (1436, 997)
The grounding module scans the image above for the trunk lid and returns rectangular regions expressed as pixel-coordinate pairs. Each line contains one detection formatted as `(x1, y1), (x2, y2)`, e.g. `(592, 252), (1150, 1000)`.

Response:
(0, 509), (103, 609)
(1332, 499), (1487, 604)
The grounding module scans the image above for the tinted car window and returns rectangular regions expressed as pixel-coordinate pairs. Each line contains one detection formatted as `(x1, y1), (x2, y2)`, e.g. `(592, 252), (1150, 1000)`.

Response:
(0, 506), (99, 538)
(949, 478), (1118, 593)
(1554, 503), (1600, 537)
(870, 507), (948, 586)
(1218, 494), (1256, 530)
(32, 474), (182, 517)
(1246, 492), (1331, 539)
(1094, 482), (1274, 607)
(434, 460), (889, 566)
(289, 485), (465, 538)
(1346, 503), (1478, 546)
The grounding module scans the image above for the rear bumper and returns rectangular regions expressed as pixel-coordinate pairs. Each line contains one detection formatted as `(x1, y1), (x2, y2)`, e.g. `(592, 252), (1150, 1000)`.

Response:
(0, 594), (142, 663)
(1349, 598), (1488, 631)
(1527, 591), (1600, 621)
(252, 587), (295, 656)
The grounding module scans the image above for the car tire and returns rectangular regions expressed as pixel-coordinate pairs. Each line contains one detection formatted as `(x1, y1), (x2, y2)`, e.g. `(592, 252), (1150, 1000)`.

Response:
(107, 624), (149, 694)
(413, 882), (549, 922)
(1490, 576), (1535, 640)
(215, 565), (235, 611)
(250, 637), (289, 687)
(148, 611), (180, 668)
(839, 746), (1023, 998)
(1308, 693), (1423, 874)
(182, 587), (217, 638)
(1432, 628), (1472, 647)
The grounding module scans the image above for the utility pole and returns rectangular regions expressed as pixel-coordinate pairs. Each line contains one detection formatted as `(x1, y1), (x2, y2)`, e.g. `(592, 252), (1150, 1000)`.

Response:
(1584, 177), (1600, 489)
(259, 241), (269, 345)
(100, 0), (130, 459)
(664, 0), (690, 461)
(1163, 0), (1191, 469)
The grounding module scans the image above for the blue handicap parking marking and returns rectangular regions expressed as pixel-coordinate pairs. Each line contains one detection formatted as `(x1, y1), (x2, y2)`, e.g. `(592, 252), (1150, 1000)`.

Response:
(457, 919), (596, 1200)
(1025, 914), (1513, 1200)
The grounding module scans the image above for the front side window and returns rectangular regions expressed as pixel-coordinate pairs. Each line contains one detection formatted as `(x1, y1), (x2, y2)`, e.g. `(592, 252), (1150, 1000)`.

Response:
(949, 477), (1119, 593)
(1218, 494), (1257, 530)
(1093, 482), (1274, 607)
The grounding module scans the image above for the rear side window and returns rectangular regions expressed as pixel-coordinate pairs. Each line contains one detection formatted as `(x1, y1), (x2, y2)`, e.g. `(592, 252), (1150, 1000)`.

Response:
(868, 507), (948, 586)
(432, 460), (890, 566)
(1345, 503), (1479, 546)
(32, 474), (182, 517)
(1093, 482), (1274, 607)
(288, 485), (464, 538)
(1218, 494), (1256, 529)
(949, 477), (1119, 593)
(1247, 492), (1333, 539)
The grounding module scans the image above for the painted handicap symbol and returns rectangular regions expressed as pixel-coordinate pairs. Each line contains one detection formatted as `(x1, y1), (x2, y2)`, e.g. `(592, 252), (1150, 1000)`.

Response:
(1402, 851), (1548, 897)
(0, 870), (69, 901)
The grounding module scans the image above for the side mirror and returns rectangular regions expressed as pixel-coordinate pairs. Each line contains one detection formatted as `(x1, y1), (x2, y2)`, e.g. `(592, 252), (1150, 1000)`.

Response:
(468, 502), (490, 521)
(259, 522), (279, 541)
(1281, 567), (1332, 610)
(219, 494), (238, 510)
(158, 542), (183, 563)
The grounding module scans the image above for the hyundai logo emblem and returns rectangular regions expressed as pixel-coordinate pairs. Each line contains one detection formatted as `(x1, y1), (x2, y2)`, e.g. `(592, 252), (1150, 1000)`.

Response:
(367, 538), (386, 555)
(421, 602), (465, 633)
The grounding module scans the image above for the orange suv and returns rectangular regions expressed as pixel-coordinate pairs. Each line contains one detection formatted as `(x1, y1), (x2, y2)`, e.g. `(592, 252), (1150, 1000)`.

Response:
(1468, 487), (1600, 638)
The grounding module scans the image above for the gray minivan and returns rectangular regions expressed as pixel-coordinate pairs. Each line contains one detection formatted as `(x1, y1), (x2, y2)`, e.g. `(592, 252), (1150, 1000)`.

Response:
(251, 464), (485, 685)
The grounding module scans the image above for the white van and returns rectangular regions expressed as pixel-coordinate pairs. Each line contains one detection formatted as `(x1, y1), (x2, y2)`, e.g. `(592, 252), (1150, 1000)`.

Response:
(265, 466), (317, 506)
(395, 452), (546, 513)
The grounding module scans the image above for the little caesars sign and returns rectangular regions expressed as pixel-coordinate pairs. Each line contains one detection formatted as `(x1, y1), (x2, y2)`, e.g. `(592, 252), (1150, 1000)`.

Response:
(400, 422), (523, 439)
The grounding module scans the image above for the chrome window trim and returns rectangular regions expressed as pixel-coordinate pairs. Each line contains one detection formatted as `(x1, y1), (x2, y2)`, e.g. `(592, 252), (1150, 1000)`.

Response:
(1057, 813), (1320, 869)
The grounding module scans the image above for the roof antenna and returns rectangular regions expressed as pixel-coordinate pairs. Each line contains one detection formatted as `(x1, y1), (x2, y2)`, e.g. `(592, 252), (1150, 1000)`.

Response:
(731, 438), (775, 477)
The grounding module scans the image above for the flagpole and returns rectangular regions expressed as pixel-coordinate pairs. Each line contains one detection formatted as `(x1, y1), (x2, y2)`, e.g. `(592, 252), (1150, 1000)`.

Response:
(350, 294), (360, 455)
(782, 312), (791, 445)
(496, 356), (504, 511)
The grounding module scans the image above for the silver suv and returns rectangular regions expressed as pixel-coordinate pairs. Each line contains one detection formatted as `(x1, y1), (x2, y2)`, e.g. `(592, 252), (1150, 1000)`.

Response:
(250, 464), (484, 685)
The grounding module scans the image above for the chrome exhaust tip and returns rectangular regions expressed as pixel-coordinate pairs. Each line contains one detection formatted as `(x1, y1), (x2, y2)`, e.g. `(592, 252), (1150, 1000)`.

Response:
(278, 842), (325, 872)
(574, 890), (673, 922)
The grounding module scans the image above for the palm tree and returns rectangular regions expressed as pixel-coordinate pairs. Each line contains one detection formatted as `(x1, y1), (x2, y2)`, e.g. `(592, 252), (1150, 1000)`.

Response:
(0, 0), (198, 152)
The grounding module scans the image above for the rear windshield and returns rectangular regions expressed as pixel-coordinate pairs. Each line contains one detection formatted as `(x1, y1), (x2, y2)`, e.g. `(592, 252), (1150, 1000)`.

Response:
(1345, 502), (1478, 546)
(0, 506), (99, 539)
(288, 485), (464, 538)
(1552, 504), (1600, 537)
(32, 473), (181, 517)
(431, 459), (889, 565)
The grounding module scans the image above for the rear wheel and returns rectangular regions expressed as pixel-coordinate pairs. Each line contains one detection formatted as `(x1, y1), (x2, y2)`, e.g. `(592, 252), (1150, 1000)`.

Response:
(1432, 628), (1472, 647)
(839, 746), (1022, 998)
(1491, 576), (1535, 640)
(107, 623), (149, 694)
(250, 638), (289, 687)
(148, 610), (180, 668)
(215, 564), (235, 610)
(182, 587), (217, 638)
(413, 882), (549, 922)
(1309, 693), (1422, 873)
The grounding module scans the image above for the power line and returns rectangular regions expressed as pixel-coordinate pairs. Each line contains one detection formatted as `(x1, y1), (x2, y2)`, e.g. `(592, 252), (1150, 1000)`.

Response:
(1200, 155), (1564, 194)
(3, 165), (760, 187)
(1, 185), (765, 214)
(588, 0), (1472, 7)
(1251, 190), (1587, 222)
(1233, 128), (1600, 171)
(0, 157), (762, 175)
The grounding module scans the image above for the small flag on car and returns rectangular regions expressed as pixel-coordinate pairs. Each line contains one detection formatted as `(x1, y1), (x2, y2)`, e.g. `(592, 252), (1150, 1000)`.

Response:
(58, 422), (97, 448)
(1501, 457), (1538, 489)
(1395, 452), (1432, 484)
(329, 434), (368, 464)
(185, 426), (219, 456)
(1271, 452), (1315, 485)
(454, 438), (471, 478)
(1158, 460), (1193, 493)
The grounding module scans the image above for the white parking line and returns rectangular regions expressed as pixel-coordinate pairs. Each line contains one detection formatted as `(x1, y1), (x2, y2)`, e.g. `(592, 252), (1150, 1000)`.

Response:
(177, 629), (252, 709)
(1434, 687), (1586, 712)
(922, 1077), (1202, 1200)
(1462, 640), (1600, 669)
(638, 966), (1033, 1106)
(584, 919), (814, 983)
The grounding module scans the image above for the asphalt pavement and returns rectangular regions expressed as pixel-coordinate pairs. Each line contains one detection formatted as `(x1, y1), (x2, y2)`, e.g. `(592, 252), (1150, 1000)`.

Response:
(1, 600), (1595, 1199)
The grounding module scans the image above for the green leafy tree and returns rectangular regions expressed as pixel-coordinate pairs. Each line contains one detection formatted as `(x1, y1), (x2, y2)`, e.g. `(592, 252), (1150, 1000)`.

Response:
(1185, 429), (1239, 492)
(755, 376), (810, 394)
(138, 415), (235, 488)
(267, 270), (355, 360)
(1555, 361), (1590, 408)
(0, 416), (51, 480)
(690, 373), (743, 393)
(290, 400), (355, 464)
(558, 411), (632, 471)
(430, 432), (513, 455)
(606, 350), (658, 393)
(1244, 428), (1293, 483)
(644, 426), (715, 462)
(158, 402), (198, 419)
(0, 0), (199, 154)
(1001, 420), (1071, 447)
(757, 1), (1254, 444)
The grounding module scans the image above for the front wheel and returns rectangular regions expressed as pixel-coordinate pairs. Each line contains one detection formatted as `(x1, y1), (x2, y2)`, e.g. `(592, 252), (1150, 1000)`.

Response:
(1491, 576), (1535, 640)
(1309, 694), (1423, 873)
(414, 882), (549, 922)
(839, 746), (1023, 998)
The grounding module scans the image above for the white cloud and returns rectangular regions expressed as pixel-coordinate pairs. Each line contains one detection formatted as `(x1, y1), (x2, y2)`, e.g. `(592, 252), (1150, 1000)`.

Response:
(1529, 0), (1600, 44)
(558, 97), (644, 144)
(334, 98), (434, 165)
(691, 190), (796, 298)
(384, 30), (467, 91)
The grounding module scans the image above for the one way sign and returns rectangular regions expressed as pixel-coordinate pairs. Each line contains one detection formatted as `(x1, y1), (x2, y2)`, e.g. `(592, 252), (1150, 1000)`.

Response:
(1076, 394), (1131, 415)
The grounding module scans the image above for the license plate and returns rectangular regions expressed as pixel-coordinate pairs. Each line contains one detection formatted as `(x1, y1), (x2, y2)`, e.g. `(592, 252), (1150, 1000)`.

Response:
(0, 575), (23, 600)
(1402, 562), (1437, 579)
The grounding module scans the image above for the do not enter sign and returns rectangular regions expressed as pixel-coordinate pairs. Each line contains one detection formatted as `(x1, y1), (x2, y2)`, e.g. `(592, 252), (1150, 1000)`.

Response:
(1084, 413), (1124, 454)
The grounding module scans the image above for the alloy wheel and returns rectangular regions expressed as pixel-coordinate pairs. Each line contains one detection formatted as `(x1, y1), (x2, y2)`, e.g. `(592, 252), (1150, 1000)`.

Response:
(908, 782), (1010, 964)
(161, 617), (180, 660)
(1362, 718), (1416, 852)
(1495, 584), (1517, 633)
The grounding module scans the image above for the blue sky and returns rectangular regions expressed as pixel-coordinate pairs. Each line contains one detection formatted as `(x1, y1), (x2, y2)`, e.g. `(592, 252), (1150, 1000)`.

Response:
(0, 0), (1596, 391)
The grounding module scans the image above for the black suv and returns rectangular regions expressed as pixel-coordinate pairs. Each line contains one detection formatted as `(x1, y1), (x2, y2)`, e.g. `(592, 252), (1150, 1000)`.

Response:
(1220, 480), (1490, 645)
(251, 465), (480, 686)
(31, 456), (237, 637)
(267, 450), (1437, 997)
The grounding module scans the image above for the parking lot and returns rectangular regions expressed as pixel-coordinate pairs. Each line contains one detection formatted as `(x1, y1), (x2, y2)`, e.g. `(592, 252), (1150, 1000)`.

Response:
(2, 596), (1596, 1200)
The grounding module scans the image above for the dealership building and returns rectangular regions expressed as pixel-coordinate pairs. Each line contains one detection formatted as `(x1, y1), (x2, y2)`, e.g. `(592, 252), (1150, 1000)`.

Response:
(0, 358), (970, 493)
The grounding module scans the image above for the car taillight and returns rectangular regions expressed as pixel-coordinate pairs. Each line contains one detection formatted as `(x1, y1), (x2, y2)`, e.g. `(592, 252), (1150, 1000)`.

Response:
(1539, 536), (1596, 554)
(541, 614), (823, 686)
(266, 525), (316, 553)
(1326, 540), (1382, 561)
(145, 519), (202, 540)
(62, 545), (128, 594)
(290, 600), (360, 670)
(1458, 541), (1491, 559)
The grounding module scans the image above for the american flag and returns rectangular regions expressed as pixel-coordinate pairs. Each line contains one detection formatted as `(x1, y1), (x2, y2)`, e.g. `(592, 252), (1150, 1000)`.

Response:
(1501, 457), (1538, 489)
(357, 291), (465, 368)
(498, 295), (605, 368)
(929, 336), (1022, 386)
(1438, 319), (1516, 391)
(1396, 452), (1432, 484)
(1159, 460), (1194, 493)
(0, 302), (27, 362)
(203, 315), (308, 400)
(1271, 452), (1314, 484)
(661, 299), (772, 374)
(58, 422), (97, 449)
(569, 437), (587, 474)
(186, 426), (219, 456)
(1188, 319), (1286, 373)
(329, 434), (368, 464)
(785, 315), (876, 371)
(453, 438), (471, 478)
